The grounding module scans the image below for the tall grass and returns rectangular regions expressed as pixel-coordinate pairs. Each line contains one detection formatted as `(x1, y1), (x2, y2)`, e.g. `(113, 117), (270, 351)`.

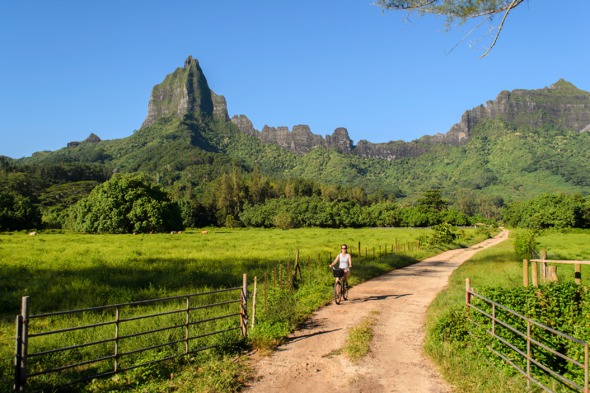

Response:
(0, 227), (443, 318)
(425, 229), (590, 392)
(0, 226), (490, 392)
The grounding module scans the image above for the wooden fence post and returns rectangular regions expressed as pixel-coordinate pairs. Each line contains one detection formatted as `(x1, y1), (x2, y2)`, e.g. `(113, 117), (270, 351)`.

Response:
(14, 315), (24, 393)
(292, 251), (302, 285)
(184, 298), (190, 354)
(532, 262), (539, 287)
(541, 250), (547, 282)
(15, 296), (29, 393)
(548, 266), (559, 282)
(264, 272), (267, 315)
(358, 242), (361, 259)
(575, 263), (582, 285)
(251, 277), (257, 328)
(240, 274), (248, 337)
(465, 278), (472, 314)
(523, 259), (529, 287)
(584, 342), (589, 393)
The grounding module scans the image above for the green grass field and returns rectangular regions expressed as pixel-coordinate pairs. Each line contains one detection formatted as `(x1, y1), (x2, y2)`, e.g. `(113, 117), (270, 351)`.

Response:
(8, 227), (588, 392)
(0, 227), (437, 317)
(0, 226), (491, 392)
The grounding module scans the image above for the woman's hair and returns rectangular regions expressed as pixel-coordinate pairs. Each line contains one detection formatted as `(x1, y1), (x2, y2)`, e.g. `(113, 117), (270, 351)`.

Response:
(341, 243), (347, 249)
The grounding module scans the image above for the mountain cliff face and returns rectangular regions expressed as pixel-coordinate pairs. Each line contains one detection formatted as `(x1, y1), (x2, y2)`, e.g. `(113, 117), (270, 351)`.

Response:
(141, 57), (590, 161)
(16, 57), (590, 207)
(445, 79), (590, 144)
(231, 115), (353, 154)
(142, 56), (228, 128)
(232, 79), (590, 159)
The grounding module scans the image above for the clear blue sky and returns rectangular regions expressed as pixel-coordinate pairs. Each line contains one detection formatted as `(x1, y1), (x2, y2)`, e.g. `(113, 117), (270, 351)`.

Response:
(1, 1), (588, 159)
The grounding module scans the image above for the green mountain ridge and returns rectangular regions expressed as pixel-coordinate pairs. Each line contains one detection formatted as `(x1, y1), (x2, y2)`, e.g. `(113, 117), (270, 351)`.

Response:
(2, 56), (589, 230)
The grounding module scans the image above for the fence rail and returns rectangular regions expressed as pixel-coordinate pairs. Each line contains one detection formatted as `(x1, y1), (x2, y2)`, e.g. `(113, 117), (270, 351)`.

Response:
(14, 274), (248, 392)
(465, 278), (589, 393)
(523, 250), (590, 287)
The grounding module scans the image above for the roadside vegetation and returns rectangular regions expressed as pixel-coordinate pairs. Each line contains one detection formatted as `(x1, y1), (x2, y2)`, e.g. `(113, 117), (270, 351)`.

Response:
(0, 225), (493, 391)
(425, 229), (590, 392)
(343, 311), (380, 362)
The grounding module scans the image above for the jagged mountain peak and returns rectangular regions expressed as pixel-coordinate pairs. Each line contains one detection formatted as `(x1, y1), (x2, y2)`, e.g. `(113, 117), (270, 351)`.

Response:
(549, 79), (586, 93)
(141, 56), (228, 128)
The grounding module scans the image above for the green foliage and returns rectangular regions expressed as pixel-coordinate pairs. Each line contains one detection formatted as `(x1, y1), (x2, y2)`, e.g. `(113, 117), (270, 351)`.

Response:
(430, 223), (458, 246)
(0, 191), (41, 230)
(273, 211), (295, 230)
(66, 173), (182, 233)
(431, 305), (470, 344)
(467, 284), (587, 386)
(503, 193), (589, 229)
(416, 188), (447, 211)
(513, 229), (539, 260)
(426, 230), (590, 392)
(417, 223), (466, 250)
(6, 105), (590, 231)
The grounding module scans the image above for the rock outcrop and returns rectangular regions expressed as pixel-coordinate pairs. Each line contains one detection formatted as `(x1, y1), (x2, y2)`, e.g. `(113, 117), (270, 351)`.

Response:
(67, 133), (101, 148)
(231, 115), (353, 154)
(142, 56), (228, 128)
(232, 80), (590, 159)
(143, 58), (590, 161)
(446, 79), (590, 144)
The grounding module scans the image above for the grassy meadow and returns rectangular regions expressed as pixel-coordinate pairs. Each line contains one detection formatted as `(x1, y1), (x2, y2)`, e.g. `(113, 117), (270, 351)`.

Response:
(0, 226), (492, 392)
(0, 227), (434, 318)
(425, 229), (590, 392)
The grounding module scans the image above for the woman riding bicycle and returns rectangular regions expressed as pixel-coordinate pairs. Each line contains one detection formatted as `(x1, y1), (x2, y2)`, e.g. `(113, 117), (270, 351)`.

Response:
(329, 243), (352, 287)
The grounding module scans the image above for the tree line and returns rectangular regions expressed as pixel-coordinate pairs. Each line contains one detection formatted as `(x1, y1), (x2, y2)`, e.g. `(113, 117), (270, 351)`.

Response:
(2, 158), (589, 233)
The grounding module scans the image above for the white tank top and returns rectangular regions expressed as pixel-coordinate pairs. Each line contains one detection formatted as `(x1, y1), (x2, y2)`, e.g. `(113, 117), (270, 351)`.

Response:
(339, 253), (350, 269)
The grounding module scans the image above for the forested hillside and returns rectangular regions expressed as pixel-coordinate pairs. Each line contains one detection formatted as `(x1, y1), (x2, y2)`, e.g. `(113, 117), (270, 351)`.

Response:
(1, 57), (589, 232)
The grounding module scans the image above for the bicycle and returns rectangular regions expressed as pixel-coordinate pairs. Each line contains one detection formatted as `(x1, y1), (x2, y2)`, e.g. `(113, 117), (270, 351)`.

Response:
(331, 267), (349, 304)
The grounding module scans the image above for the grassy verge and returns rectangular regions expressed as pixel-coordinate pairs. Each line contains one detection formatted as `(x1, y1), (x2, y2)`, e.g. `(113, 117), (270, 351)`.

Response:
(425, 229), (590, 392)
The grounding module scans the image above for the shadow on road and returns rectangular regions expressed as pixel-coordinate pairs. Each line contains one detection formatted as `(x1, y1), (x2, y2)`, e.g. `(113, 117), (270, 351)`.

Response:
(286, 328), (342, 344)
(353, 293), (411, 303)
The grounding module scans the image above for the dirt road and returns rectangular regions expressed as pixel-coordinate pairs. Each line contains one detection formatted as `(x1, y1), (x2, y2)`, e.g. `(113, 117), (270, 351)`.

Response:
(244, 230), (509, 393)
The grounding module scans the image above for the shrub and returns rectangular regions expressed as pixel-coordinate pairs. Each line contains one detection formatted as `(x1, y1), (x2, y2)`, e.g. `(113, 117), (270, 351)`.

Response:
(65, 173), (182, 233)
(431, 305), (470, 345)
(513, 229), (539, 260)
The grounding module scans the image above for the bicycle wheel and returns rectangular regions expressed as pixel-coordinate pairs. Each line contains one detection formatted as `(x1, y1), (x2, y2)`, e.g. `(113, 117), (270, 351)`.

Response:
(343, 282), (349, 300)
(334, 281), (342, 304)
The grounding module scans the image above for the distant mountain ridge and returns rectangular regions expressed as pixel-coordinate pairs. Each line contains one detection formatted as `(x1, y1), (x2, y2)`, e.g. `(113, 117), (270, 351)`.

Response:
(9, 55), (590, 211)
(229, 78), (590, 160)
(444, 79), (590, 144)
(61, 56), (589, 163)
(132, 57), (590, 161)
